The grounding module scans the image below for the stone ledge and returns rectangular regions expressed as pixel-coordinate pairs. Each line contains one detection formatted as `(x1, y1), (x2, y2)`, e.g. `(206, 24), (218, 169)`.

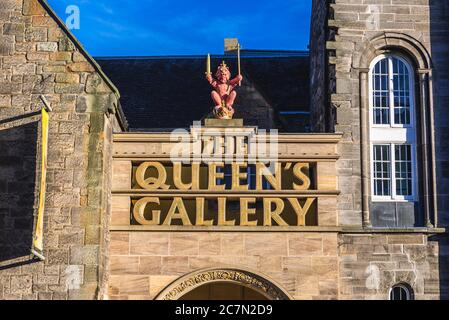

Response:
(109, 225), (447, 234)
(110, 226), (343, 232)
(204, 118), (244, 127)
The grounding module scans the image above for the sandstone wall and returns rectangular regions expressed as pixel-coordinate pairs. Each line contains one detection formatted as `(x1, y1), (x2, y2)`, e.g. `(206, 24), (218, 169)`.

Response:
(0, 0), (125, 299)
(107, 231), (448, 300)
(108, 231), (339, 300)
(339, 233), (447, 300)
(107, 129), (343, 300)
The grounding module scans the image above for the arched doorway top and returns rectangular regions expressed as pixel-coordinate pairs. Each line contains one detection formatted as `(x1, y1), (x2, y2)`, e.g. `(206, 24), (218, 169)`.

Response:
(154, 267), (293, 300)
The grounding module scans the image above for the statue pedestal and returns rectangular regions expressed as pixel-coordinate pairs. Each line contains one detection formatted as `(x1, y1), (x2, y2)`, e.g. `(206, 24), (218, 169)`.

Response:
(192, 118), (257, 136)
(204, 118), (244, 127)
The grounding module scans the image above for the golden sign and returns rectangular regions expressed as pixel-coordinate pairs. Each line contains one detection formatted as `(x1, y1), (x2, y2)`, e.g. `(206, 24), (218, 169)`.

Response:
(130, 161), (318, 227)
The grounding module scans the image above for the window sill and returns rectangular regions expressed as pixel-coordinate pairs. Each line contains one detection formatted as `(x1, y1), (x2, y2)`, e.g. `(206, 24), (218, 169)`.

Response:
(341, 226), (447, 234)
(371, 125), (414, 129)
(371, 198), (418, 203)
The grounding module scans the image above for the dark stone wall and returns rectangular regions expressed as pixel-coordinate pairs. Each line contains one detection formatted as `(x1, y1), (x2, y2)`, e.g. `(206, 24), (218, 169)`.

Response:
(430, 1), (449, 227)
(429, 1), (449, 299)
(309, 0), (329, 133)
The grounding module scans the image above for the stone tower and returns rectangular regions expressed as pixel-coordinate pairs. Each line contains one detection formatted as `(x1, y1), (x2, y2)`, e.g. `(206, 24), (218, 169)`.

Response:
(311, 0), (449, 228)
(310, 0), (449, 298)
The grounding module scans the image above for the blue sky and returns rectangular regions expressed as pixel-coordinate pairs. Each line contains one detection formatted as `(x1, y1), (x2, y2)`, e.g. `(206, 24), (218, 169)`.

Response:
(47, 0), (311, 57)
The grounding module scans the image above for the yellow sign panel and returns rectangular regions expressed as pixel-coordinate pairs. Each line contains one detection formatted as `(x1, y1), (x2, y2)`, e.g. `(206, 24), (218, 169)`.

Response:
(32, 107), (49, 257)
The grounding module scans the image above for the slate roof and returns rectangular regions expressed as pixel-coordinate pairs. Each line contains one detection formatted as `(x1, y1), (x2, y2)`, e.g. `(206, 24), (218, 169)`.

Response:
(96, 51), (309, 131)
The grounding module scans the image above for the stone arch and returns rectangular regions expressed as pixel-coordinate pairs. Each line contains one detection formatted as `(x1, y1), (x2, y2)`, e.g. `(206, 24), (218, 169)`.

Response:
(354, 32), (432, 70)
(154, 267), (293, 300)
(389, 282), (415, 300)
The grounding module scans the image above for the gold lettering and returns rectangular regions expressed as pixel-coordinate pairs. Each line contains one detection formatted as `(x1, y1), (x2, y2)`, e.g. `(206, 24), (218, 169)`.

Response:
(232, 163), (249, 191)
(217, 197), (235, 226)
(208, 162), (225, 191)
(130, 159), (320, 228)
(133, 197), (161, 225)
(263, 198), (287, 226)
(195, 197), (213, 226)
(136, 162), (169, 190)
(163, 197), (192, 225)
(240, 197), (257, 226)
(173, 162), (200, 190)
(287, 197), (316, 226)
(293, 163), (311, 190)
(256, 162), (281, 190)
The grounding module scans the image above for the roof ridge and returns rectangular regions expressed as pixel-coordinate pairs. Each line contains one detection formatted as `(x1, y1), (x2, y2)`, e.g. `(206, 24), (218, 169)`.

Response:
(94, 53), (310, 60)
(37, 0), (129, 130)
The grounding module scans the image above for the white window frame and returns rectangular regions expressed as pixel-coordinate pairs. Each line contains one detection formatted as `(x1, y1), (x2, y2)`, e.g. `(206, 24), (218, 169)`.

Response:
(369, 54), (418, 202)
(370, 143), (417, 201)
(370, 55), (416, 130)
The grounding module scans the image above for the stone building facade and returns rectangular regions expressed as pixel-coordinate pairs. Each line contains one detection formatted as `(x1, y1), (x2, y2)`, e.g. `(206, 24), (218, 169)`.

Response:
(108, 128), (342, 300)
(0, 0), (448, 300)
(310, 0), (449, 298)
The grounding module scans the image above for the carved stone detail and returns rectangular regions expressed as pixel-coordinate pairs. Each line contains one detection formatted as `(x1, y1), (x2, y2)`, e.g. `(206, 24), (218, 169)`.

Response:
(155, 268), (292, 300)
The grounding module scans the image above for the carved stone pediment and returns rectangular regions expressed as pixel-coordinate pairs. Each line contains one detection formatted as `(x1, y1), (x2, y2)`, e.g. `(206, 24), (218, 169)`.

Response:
(154, 267), (293, 300)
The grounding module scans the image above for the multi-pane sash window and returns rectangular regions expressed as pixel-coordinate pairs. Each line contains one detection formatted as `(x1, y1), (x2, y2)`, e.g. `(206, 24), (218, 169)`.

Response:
(393, 59), (411, 125)
(372, 144), (413, 199)
(372, 58), (390, 124)
(395, 145), (413, 197)
(373, 145), (391, 196)
(370, 55), (417, 201)
(372, 56), (412, 126)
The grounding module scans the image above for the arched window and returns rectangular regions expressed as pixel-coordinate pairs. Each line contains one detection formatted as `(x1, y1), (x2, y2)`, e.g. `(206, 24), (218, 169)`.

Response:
(369, 55), (417, 201)
(389, 283), (414, 300)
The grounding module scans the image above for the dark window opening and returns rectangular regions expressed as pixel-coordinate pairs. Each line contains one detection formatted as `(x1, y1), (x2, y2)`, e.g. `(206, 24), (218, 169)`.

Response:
(390, 284), (413, 300)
